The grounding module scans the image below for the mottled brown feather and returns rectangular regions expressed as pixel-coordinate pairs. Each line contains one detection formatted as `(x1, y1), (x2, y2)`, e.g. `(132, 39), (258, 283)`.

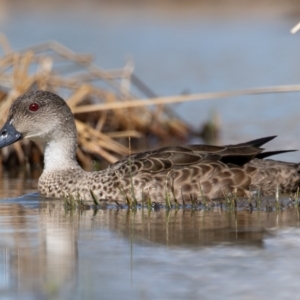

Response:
(0, 90), (299, 204)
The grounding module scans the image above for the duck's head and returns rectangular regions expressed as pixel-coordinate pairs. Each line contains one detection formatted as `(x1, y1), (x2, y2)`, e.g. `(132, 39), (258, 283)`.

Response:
(0, 90), (76, 148)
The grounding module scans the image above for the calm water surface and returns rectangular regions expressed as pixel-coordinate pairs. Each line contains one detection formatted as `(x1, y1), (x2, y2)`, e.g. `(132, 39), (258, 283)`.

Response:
(0, 173), (300, 299)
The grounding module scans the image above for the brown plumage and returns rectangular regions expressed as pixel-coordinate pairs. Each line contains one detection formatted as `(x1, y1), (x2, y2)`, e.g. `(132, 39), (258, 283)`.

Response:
(0, 90), (299, 204)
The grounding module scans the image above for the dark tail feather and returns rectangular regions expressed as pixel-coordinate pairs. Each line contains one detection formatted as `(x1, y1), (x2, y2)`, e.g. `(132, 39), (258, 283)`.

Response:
(256, 150), (297, 159)
(232, 136), (277, 148)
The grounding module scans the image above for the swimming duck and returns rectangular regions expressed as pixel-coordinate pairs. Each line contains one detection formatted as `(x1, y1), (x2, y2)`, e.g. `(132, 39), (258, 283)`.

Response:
(0, 90), (299, 204)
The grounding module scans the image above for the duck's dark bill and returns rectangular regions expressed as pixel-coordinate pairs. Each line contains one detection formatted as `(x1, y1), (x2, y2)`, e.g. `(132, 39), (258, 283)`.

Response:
(0, 121), (22, 148)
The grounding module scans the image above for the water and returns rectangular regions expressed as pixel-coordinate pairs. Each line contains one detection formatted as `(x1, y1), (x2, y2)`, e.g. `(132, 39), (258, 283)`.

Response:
(1, 2), (300, 299)
(1, 189), (300, 299)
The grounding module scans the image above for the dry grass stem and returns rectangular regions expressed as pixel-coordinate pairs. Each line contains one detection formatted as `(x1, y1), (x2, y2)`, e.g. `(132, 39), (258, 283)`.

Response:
(72, 84), (300, 113)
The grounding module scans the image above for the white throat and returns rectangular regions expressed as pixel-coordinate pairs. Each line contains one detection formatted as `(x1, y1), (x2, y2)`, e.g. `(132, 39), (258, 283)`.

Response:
(43, 138), (79, 172)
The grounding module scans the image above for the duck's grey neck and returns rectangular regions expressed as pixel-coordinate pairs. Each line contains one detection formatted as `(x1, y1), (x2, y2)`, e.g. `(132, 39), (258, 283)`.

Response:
(43, 137), (80, 172)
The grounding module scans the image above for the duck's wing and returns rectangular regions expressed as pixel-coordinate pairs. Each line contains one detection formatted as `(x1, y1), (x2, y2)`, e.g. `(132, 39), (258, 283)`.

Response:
(226, 135), (277, 148)
(255, 150), (297, 159)
(111, 136), (295, 177)
(112, 146), (210, 176)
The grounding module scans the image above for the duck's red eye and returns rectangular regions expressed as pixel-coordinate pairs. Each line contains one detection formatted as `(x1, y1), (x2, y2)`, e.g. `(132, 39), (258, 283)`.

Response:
(29, 103), (39, 112)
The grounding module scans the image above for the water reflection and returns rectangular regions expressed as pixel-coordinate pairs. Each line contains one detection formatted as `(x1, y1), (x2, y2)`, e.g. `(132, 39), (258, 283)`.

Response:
(0, 198), (76, 298)
(0, 169), (39, 198)
(0, 194), (300, 298)
(94, 206), (300, 247)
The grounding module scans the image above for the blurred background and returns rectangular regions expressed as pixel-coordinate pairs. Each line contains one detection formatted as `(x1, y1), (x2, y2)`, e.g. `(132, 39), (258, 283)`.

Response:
(0, 0), (300, 166)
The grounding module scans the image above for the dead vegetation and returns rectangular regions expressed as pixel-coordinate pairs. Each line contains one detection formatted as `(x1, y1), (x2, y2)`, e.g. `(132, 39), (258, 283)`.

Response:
(1, 36), (297, 171)
(0, 36), (191, 169)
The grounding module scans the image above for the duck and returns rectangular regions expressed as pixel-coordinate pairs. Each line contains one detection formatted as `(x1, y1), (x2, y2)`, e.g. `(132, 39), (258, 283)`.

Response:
(0, 90), (299, 204)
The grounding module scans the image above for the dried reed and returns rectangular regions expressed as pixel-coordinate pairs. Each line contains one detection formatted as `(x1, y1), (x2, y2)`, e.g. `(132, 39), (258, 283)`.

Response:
(0, 38), (190, 169)
(1, 37), (299, 170)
